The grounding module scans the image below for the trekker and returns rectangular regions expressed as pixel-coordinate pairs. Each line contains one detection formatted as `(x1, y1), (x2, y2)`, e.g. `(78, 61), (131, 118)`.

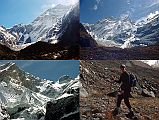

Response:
(111, 64), (134, 117)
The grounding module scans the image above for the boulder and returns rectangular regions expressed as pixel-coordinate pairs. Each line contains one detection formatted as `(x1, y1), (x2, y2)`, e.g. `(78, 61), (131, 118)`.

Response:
(45, 94), (79, 120)
(141, 89), (155, 97)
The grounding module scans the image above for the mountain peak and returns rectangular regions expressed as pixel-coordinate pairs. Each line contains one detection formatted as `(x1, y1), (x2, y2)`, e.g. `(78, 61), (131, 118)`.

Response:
(54, 4), (68, 8)
(0, 25), (6, 31)
(58, 75), (72, 84)
(0, 62), (16, 70)
(45, 4), (70, 13)
(5, 62), (16, 66)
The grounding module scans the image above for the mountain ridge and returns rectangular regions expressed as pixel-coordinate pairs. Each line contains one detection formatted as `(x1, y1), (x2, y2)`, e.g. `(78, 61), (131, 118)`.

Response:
(83, 11), (159, 48)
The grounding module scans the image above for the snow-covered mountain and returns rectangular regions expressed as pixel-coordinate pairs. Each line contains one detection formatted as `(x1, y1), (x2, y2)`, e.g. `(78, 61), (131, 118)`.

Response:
(140, 60), (159, 68)
(84, 11), (159, 48)
(0, 62), (79, 120)
(0, 26), (18, 49)
(0, 3), (79, 51)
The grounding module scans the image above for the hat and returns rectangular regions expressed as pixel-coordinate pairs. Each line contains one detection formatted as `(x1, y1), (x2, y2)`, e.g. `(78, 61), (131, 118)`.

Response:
(120, 64), (126, 68)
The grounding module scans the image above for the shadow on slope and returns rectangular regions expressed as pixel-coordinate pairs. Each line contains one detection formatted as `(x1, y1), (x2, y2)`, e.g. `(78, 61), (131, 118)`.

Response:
(0, 41), (79, 60)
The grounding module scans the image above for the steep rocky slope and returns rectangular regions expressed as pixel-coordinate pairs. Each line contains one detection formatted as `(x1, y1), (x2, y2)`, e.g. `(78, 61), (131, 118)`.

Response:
(80, 23), (97, 48)
(80, 60), (159, 120)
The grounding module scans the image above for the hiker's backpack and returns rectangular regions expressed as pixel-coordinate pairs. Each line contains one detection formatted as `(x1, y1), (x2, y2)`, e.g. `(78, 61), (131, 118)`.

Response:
(129, 73), (137, 87)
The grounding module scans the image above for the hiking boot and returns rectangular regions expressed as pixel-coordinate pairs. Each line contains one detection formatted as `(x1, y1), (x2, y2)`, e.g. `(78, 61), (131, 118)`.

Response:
(112, 108), (119, 116)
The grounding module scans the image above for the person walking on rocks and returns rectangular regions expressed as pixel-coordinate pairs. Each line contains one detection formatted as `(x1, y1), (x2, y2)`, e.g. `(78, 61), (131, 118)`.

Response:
(111, 64), (134, 117)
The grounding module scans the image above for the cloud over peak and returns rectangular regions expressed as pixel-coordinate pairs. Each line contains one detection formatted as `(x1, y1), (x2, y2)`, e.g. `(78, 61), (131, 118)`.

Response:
(41, 0), (79, 11)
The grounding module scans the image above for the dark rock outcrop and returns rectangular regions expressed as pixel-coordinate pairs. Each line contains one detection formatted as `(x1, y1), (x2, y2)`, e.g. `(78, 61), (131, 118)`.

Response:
(0, 41), (79, 60)
(45, 94), (79, 120)
(58, 4), (79, 48)
(0, 44), (13, 53)
(80, 23), (97, 48)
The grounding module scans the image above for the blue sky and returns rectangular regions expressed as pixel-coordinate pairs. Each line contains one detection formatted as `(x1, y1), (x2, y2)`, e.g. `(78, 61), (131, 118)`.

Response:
(80, 0), (129, 23)
(0, 60), (79, 81)
(80, 0), (159, 24)
(0, 0), (78, 28)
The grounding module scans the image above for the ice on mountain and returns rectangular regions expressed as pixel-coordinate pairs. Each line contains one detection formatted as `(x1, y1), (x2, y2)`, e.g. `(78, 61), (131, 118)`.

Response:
(84, 10), (159, 48)
(0, 4), (76, 51)
(0, 62), (79, 120)
(60, 110), (79, 120)
(0, 62), (15, 72)
(136, 11), (159, 27)
(56, 93), (73, 100)
(49, 39), (58, 44)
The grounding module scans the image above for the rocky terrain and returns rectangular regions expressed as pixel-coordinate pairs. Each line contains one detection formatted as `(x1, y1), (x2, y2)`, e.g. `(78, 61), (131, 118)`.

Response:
(0, 42), (79, 60)
(80, 60), (159, 120)
(80, 44), (159, 60)
(45, 93), (79, 120)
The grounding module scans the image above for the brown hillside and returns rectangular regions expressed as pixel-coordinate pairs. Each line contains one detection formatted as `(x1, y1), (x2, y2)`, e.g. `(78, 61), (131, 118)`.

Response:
(80, 60), (159, 120)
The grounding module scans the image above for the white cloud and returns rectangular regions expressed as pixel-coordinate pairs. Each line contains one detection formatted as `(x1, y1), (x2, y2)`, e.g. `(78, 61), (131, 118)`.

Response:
(54, 0), (79, 5)
(127, 0), (130, 5)
(41, 0), (79, 11)
(41, 4), (56, 11)
(93, 5), (98, 10)
(93, 0), (101, 11)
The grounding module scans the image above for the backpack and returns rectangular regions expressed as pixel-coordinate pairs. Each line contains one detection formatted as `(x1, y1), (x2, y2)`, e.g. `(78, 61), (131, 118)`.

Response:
(129, 73), (137, 87)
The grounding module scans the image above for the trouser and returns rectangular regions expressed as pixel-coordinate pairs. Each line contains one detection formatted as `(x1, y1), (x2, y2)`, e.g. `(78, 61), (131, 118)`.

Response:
(116, 91), (131, 109)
